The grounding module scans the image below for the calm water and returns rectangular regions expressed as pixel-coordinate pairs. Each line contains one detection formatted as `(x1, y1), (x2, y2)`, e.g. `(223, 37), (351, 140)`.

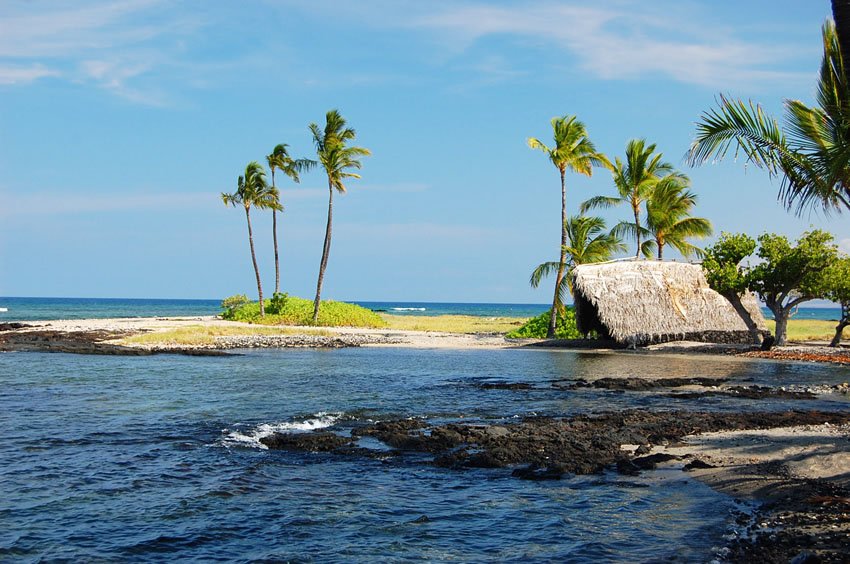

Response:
(3, 347), (849, 562)
(0, 296), (842, 321)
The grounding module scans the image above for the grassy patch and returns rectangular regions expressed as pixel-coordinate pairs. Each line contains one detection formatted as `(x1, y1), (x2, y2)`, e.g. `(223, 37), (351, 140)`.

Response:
(123, 325), (332, 346)
(767, 319), (849, 342)
(221, 294), (386, 328)
(380, 314), (526, 334)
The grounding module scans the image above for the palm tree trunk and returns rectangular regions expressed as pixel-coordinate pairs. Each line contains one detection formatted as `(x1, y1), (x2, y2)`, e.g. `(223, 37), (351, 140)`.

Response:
(633, 203), (641, 258)
(548, 169), (568, 338)
(245, 206), (264, 317)
(272, 169), (280, 295)
(657, 239), (663, 260)
(313, 182), (334, 323)
(833, 0), (850, 72)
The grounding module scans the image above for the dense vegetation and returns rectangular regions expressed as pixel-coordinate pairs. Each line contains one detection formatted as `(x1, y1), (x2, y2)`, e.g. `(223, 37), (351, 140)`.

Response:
(505, 308), (581, 339)
(220, 293), (386, 328)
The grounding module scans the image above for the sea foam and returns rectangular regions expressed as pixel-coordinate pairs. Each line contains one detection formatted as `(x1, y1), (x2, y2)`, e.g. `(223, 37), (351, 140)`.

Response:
(219, 412), (343, 449)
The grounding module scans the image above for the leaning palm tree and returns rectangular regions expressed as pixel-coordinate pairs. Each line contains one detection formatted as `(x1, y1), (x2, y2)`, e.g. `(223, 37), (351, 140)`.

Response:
(221, 161), (277, 317)
(530, 214), (625, 317)
(266, 144), (317, 294)
(581, 139), (674, 257)
(688, 20), (850, 214)
(643, 174), (713, 260)
(528, 115), (610, 338)
(310, 109), (371, 323)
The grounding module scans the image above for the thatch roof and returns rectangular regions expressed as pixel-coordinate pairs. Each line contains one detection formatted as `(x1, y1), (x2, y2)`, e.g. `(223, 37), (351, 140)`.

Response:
(572, 260), (767, 346)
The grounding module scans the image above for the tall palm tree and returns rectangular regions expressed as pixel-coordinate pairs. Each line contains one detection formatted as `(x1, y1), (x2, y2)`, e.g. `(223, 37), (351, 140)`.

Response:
(309, 109), (371, 323)
(266, 144), (317, 294)
(221, 162), (277, 317)
(528, 115), (610, 338)
(688, 20), (850, 214)
(530, 215), (626, 309)
(581, 139), (674, 257)
(643, 175), (713, 260)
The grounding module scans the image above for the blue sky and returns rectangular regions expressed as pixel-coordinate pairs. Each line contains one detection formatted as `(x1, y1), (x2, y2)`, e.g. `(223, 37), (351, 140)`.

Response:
(1, 0), (847, 302)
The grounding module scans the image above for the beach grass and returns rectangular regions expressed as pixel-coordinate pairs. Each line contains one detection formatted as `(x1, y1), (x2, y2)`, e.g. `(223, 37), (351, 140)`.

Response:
(767, 319), (848, 342)
(380, 314), (526, 334)
(122, 325), (333, 346)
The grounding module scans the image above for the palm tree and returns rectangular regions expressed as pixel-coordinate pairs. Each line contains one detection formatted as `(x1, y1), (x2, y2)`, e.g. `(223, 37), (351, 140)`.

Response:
(643, 174), (713, 259)
(266, 144), (317, 294)
(581, 139), (673, 257)
(309, 109), (371, 323)
(528, 115), (610, 338)
(688, 20), (850, 214)
(221, 162), (277, 317)
(531, 215), (626, 306)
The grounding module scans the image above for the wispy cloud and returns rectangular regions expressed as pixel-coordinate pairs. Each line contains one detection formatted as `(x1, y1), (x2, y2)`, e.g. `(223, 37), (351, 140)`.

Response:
(277, 0), (813, 90)
(0, 64), (59, 85)
(0, 0), (202, 104)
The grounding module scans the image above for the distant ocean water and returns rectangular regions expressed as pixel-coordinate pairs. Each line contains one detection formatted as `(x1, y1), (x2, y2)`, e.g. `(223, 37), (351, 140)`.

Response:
(0, 296), (842, 322)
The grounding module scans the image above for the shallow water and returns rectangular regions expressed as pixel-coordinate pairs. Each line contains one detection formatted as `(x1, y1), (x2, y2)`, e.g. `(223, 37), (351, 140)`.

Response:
(2, 348), (848, 561)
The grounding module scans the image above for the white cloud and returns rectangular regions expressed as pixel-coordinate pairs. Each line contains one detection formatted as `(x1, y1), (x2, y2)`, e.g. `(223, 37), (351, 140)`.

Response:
(840, 238), (850, 255)
(0, 64), (59, 85)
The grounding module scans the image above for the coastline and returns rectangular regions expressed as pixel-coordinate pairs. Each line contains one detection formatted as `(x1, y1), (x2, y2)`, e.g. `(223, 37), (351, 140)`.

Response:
(3, 315), (850, 560)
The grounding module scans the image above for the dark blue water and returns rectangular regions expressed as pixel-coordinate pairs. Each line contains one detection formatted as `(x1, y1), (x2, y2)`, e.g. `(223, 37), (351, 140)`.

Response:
(0, 297), (221, 321)
(3, 297), (841, 322)
(3, 347), (849, 562)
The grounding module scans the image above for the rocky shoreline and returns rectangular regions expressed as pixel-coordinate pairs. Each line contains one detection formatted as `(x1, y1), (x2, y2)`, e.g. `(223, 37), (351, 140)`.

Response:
(258, 409), (850, 562)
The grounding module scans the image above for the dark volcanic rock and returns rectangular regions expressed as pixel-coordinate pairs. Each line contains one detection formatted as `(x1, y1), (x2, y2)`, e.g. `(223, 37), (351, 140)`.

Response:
(568, 377), (729, 390)
(0, 322), (31, 331)
(667, 385), (817, 400)
(682, 459), (716, 471)
(259, 431), (353, 451)
(476, 382), (534, 390)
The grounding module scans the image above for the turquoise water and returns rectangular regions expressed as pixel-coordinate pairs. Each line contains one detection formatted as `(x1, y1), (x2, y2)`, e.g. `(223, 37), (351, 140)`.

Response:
(0, 296), (842, 321)
(3, 347), (849, 561)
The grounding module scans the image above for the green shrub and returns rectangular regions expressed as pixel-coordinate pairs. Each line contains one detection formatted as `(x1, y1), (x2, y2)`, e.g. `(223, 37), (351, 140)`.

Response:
(266, 292), (289, 315)
(220, 294), (386, 328)
(505, 308), (581, 339)
(221, 294), (249, 317)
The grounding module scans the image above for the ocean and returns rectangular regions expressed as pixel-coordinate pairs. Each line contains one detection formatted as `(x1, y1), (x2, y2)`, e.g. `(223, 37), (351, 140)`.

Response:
(0, 296), (843, 322)
(4, 347), (849, 561)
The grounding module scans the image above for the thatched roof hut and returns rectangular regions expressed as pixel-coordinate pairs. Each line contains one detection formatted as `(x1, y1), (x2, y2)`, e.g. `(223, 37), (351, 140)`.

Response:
(572, 260), (767, 346)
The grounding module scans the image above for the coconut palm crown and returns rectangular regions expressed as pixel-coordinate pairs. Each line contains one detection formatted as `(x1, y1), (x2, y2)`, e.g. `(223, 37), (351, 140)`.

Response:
(688, 20), (850, 214)
(581, 139), (674, 257)
(643, 175), (713, 260)
(530, 214), (626, 311)
(528, 115), (610, 338)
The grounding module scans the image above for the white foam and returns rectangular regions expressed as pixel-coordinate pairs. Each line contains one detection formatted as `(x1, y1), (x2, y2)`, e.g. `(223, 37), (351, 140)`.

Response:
(219, 412), (343, 449)
(392, 307), (426, 311)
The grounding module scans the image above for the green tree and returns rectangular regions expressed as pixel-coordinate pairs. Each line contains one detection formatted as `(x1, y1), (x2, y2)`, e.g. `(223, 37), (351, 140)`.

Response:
(528, 115), (610, 338)
(581, 139), (674, 257)
(822, 256), (850, 346)
(643, 174), (713, 260)
(749, 230), (838, 345)
(309, 109), (371, 323)
(266, 144), (317, 294)
(530, 214), (625, 334)
(702, 233), (764, 345)
(688, 21), (850, 214)
(221, 162), (277, 317)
